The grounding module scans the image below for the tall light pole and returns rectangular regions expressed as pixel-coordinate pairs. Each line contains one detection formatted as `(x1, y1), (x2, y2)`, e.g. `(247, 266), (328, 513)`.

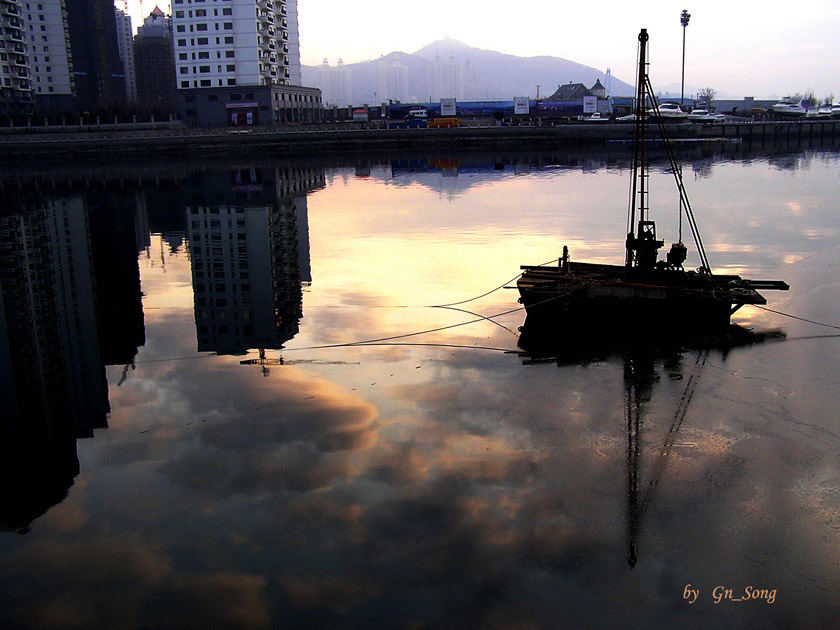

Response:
(680, 9), (691, 108)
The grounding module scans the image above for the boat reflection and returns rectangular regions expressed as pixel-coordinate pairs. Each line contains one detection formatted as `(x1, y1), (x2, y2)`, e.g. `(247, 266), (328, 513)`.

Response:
(519, 318), (785, 567)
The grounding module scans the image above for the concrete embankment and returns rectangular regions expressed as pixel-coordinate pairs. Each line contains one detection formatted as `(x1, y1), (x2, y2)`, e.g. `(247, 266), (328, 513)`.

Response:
(2, 120), (839, 160)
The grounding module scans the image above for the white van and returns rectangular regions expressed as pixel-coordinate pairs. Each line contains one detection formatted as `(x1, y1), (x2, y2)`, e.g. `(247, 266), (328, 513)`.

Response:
(407, 108), (428, 119)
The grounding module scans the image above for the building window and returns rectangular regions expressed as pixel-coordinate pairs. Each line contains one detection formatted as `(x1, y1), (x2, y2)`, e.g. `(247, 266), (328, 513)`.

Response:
(225, 50), (234, 58)
(200, 79), (211, 86)
(178, 39), (187, 46)
(224, 36), (233, 44)
(199, 65), (210, 73)
(175, 10), (184, 17)
(176, 24), (185, 32)
(226, 64), (235, 71)
(198, 51), (209, 59)
(195, 8), (206, 15)
(196, 23), (207, 31)
(181, 80), (190, 87)
(222, 7), (231, 14)
(179, 67), (188, 74)
(197, 37), (208, 45)
(227, 78), (236, 85)
(179, 53), (188, 60)
(223, 22), (233, 30)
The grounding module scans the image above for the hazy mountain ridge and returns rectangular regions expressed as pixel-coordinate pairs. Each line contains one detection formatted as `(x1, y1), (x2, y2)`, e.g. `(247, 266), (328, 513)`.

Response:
(303, 39), (636, 105)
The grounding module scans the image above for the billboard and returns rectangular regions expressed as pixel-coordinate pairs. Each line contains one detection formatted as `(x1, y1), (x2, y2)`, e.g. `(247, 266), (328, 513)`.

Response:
(514, 97), (530, 115)
(440, 98), (457, 116)
(583, 96), (597, 114)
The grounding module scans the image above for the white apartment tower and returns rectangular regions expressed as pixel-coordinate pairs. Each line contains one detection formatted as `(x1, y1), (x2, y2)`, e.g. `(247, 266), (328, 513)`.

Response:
(19, 0), (75, 114)
(172, 0), (320, 126)
(172, 0), (300, 89)
(1, 0), (33, 118)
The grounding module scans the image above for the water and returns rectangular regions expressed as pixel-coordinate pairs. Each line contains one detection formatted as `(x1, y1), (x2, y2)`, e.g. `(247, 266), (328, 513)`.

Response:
(1, 147), (839, 629)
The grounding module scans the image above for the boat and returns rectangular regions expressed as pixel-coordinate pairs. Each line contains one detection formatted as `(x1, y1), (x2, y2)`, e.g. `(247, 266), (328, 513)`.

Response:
(687, 108), (725, 123)
(516, 29), (789, 338)
(805, 106), (832, 119)
(771, 95), (808, 117)
(648, 101), (687, 120)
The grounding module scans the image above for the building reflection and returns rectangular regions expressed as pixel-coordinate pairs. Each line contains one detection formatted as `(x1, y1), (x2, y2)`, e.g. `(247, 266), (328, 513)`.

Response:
(185, 165), (324, 355)
(0, 188), (148, 533)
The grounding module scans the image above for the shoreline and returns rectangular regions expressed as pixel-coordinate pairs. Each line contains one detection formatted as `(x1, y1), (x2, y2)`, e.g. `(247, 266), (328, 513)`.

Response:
(2, 120), (840, 160)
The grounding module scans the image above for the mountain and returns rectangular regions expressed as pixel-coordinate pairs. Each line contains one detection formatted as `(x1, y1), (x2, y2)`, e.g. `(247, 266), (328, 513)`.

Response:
(302, 39), (635, 106)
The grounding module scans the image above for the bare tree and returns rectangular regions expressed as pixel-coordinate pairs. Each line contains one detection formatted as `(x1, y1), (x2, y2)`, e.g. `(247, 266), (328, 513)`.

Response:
(803, 89), (818, 106)
(697, 87), (716, 106)
(823, 94), (835, 106)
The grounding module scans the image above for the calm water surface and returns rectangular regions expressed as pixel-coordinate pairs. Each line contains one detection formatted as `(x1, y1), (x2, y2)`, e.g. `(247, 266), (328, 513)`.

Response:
(1, 147), (839, 629)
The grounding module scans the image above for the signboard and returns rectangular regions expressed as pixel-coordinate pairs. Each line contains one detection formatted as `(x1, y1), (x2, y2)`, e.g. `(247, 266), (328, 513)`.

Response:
(440, 98), (457, 116)
(583, 96), (597, 114)
(514, 96), (530, 115)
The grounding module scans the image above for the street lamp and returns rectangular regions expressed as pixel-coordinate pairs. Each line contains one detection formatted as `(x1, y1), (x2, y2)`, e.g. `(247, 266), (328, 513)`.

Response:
(680, 9), (691, 108)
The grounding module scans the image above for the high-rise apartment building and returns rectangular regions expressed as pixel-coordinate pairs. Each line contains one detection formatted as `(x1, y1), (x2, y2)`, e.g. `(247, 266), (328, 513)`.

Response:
(172, 0), (320, 126)
(0, 0), (33, 119)
(64, 0), (125, 108)
(134, 6), (176, 113)
(19, 0), (75, 116)
(114, 7), (136, 102)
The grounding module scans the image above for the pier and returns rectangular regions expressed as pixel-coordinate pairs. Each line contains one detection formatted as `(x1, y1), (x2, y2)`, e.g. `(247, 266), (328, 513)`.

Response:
(1, 119), (839, 160)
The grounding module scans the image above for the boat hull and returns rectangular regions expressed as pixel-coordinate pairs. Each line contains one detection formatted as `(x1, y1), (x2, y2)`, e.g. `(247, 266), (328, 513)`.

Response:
(519, 285), (733, 333)
(516, 262), (771, 338)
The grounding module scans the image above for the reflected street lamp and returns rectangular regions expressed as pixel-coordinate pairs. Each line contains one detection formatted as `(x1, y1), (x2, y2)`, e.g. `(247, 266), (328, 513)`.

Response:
(680, 9), (691, 108)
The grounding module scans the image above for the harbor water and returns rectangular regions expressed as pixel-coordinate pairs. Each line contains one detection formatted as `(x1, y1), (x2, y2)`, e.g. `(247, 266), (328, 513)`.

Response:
(1, 147), (839, 629)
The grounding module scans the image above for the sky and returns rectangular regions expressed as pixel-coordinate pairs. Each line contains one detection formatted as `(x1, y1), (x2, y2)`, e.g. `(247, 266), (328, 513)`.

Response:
(127, 0), (840, 100)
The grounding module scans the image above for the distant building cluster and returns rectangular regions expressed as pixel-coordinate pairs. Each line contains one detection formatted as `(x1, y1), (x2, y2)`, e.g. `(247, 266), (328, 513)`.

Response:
(0, 0), (321, 124)
(428, 54), (465, 101)
(315, 58), (353, 106)
(377, 58), (408, 104)
(314, 53), (470, 106)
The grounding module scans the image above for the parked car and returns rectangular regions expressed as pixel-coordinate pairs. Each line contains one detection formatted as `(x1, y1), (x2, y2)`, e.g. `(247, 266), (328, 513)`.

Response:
(585, 112), (610, 122)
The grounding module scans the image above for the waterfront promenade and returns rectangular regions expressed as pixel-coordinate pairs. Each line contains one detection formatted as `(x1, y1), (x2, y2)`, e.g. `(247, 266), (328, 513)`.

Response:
(2, 118), (840, 159)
